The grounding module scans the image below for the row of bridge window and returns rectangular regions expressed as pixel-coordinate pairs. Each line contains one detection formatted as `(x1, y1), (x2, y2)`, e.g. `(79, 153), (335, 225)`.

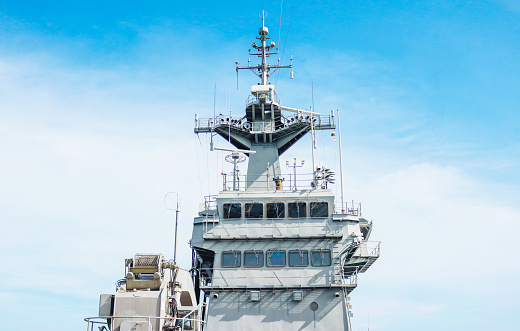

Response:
(221, 249), (332, 268)
(222, 201), (329, 219)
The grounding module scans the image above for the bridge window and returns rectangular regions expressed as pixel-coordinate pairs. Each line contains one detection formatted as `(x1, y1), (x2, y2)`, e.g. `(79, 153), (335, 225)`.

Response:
(289, 250), (309, 267)
(221, 251), (241, 267)
(310, 202), (329, 218)
(266, 202), (285, 218)
(244, 250), (264, 267)
(311, 249), (331, 266)
(245, 203), (263, 218)
(266, 250), (286, 267)
(288, 202), (307, 218)
(223, 203), (242, 219)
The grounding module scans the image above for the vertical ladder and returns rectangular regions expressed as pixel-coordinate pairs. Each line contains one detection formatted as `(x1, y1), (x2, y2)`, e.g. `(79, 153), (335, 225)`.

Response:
(332, 244), (342, 284)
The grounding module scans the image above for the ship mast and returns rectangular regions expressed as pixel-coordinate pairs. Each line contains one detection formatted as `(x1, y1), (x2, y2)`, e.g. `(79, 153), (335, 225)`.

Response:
(236, 10), (293, 86)
(195, 12), (334, 191)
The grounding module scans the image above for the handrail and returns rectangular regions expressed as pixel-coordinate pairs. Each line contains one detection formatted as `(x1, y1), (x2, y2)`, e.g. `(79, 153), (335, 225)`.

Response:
(200, 266), (357, 289)
(345, 241), (381, 258)
(368, 241), (381, 256)
(84, 302), (207, 331)
(194, 113), (335, 133)
(333, 201), (362, 216)
(219, 171), (334, 191)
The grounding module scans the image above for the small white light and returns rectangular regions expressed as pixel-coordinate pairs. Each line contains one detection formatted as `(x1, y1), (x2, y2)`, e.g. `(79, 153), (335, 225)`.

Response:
(250, 291), (260, 302)
(293, 291), (303, 301)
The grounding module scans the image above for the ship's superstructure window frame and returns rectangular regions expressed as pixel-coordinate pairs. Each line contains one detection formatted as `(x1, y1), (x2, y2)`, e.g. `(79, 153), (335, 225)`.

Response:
(311, 249), (332, 266)
(222, 203), (242, 219)
(245, 202), (264, 219)
(221, 250), (241, 268)
(288, 202), (307, 218)
(266, 202), (285, 218)
(288, 250), (309, 267)
(266, 250), (286, 267)
(244, 250), (264, 267)
(310, 202), (329, 218)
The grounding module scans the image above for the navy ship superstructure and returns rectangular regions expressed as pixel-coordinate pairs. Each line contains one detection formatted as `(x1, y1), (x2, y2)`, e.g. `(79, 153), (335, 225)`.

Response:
(190, 14), (380, 331)
(84, 13), (380, 331)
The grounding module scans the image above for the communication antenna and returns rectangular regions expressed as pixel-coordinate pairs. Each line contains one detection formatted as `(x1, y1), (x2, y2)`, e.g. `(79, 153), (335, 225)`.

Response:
(286, 158), (304, 190)
(210, 84), (216, 151)
(164, 192), (180, 261)
(236, 11), (293, 85)
(337, 109), (345, 212)
(311, 82), (317, 188)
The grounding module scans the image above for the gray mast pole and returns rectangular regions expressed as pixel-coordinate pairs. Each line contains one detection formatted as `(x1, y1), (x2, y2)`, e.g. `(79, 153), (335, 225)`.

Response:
(260, 11), (268, 85)
(311, 105), (316, 188)
(236, 11), (292, 85)
(311, 82), (316, 188)
(164, 192), (180, 261)
(174, 202), (179, 261)
(337, 109), (345, 212)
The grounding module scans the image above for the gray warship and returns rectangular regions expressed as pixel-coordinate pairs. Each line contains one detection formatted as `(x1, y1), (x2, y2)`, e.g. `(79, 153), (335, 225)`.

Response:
(85, 13), (380, 331)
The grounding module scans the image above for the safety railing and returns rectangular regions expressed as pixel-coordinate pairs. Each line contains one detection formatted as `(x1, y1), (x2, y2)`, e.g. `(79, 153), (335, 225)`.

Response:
(201, 266), (357, 289)
(333, 201), (362, 216)
(84, 302), (206, 331)
(245, 88), (280, 105)
(348, 241), (381, 258)
(203, 195), (217, 210)
(221, 171), (334, 192)
(194, 113), (335, 133)
(367, 241), (381, 257)
(341, 267), (359, 285)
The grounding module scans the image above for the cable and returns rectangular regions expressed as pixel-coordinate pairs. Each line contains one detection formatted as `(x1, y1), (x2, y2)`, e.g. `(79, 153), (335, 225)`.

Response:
(276, 0), (296, 84)
(195, 134), (204, 198)
(278, 0), (283, 56)
(205, 133), (210, 197)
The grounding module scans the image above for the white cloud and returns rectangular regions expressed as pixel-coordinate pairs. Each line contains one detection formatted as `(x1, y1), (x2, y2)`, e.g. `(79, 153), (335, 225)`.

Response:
(348, 162), (520, 330)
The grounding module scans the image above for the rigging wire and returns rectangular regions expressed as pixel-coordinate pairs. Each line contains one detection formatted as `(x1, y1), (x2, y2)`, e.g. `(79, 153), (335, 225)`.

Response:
(276, 0), (296, 84)
(333, 126), (339, 200)
(277, 0), (283, 57)
(204, 133), (211, 197)
(194, 134), (204, 198)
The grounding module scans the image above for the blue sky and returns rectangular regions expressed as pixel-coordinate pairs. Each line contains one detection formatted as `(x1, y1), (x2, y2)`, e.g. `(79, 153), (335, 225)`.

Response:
(1, 1), (519, 331)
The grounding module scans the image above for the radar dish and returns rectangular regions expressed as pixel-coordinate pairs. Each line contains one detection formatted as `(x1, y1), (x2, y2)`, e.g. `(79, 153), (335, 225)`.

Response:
(225, 152), (246, 164)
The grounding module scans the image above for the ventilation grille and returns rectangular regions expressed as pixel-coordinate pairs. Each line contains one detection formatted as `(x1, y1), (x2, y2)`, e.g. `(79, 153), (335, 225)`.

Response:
(134, 254), (160, 268)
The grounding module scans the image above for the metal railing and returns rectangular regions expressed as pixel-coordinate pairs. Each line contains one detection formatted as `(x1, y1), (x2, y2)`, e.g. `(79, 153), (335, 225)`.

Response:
(333, 201), (362, 216)
(347, 241), (381, 258)
(201, 266), (357, 289)
(245, 89), (280, 105)
(202, 195), (217, 210)
(194, 113), (334, 133)
(220, 171), (333, 192)
(367, 241), (381, 257)
(84, 302), (206, 331)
